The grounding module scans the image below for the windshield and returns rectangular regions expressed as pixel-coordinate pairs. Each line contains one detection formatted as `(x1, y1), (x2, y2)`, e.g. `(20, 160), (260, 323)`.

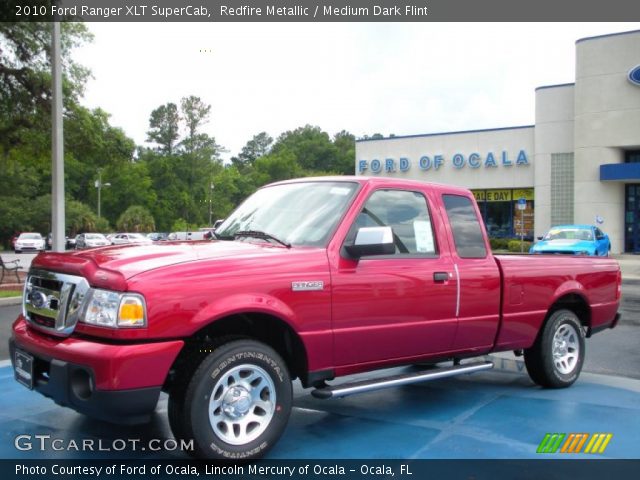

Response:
(86, 234), (105, 240)
(19, 233), (42, 240)
(215, 181), (359, 247)
(544, 228), (593, 241)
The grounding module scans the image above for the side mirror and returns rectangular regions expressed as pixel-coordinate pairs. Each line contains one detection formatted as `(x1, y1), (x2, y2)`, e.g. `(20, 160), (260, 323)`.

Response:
(537, 236), (543, 240)
(345, 226), (395, 258)
(213, 219), (225, 230)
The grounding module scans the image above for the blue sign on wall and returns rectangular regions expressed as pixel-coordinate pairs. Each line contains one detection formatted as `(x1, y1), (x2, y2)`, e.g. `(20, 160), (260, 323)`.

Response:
(629, 65), (640, 86)
(358, 150), (530, 174)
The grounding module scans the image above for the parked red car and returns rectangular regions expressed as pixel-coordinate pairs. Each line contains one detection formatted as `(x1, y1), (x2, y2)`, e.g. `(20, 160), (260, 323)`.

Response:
(10, 177), (621, 459)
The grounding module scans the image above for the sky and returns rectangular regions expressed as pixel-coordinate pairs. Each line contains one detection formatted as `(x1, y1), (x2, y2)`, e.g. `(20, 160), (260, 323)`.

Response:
(73, 22), (640, 161)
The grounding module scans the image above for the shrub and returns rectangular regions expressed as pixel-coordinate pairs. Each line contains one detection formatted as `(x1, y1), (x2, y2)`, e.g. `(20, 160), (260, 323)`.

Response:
(489, 238), (510, 250)
(508, 240), (532, 253)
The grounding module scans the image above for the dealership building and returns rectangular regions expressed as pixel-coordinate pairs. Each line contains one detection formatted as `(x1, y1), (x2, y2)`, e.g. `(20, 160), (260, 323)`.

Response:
(355, 30), (640, 254)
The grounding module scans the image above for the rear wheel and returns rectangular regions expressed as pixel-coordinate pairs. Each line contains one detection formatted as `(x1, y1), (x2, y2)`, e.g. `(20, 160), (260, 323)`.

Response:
(170, 340), (292, 460)
(524, 309), (585, 388)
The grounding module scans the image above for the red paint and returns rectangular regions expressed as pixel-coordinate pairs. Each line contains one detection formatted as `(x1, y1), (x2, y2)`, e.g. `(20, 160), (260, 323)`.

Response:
(13, 177), (621, 393)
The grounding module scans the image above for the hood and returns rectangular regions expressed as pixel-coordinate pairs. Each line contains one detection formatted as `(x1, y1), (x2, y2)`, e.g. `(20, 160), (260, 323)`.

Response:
(31, 240), (289, 288)
(532, 239), (594, 252)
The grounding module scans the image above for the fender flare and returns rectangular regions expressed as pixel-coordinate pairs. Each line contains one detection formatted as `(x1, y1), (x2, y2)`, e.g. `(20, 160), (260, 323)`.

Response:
(184, 292), (300, 336)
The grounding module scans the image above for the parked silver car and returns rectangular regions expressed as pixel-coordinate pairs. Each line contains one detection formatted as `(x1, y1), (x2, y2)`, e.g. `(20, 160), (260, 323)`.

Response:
(110, 233), (153, 246)
(75, 233), (111, 249)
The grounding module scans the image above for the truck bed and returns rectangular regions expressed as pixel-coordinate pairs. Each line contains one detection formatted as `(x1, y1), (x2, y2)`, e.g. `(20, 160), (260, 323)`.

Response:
(493, 254), (620, 350)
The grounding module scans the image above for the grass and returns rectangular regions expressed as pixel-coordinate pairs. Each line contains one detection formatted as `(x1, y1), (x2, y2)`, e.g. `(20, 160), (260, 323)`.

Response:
(0, 290), (22, 298)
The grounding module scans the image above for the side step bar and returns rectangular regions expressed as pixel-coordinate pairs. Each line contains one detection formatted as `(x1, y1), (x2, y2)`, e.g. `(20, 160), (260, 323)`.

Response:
(311, 361), (493, 399)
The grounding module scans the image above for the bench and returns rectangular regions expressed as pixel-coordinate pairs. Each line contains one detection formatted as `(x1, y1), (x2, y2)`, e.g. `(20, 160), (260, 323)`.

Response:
(0, 256), (21, 284)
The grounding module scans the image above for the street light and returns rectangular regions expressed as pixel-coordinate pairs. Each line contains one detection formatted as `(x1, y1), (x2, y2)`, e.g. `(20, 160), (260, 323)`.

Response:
(95, 169), (111, 219)
(208, 182), (215, 226)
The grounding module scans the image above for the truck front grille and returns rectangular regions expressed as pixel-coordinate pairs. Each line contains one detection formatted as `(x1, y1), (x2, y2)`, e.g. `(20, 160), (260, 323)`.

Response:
(23, 270), (90, 337)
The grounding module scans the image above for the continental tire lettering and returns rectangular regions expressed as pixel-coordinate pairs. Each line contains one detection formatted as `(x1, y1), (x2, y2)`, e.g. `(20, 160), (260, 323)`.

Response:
(210, 351), (284, 382)
(209, 441), (268, 459)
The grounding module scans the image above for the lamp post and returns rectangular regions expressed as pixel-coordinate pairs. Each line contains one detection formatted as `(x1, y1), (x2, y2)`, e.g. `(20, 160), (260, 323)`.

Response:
(95, 169), (111, 219)
(208, 182), (215, 226)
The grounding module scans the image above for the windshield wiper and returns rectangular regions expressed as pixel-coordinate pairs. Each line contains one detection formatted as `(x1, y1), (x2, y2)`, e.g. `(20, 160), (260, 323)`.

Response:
(234, 230), (291, 248)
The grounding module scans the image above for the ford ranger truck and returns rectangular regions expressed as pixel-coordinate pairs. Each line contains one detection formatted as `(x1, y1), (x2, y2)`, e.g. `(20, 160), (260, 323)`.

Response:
(10, 177), (621, 459)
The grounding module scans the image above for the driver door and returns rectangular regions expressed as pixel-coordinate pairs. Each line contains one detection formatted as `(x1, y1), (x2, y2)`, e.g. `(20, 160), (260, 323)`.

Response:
(331, 188), (458, 366)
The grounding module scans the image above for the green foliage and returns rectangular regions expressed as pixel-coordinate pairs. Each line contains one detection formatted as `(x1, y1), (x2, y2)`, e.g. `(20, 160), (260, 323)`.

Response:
(171, 218), (188, 232)
(490, 238), (533, 252)
(116, 206), (155, 233)
(489, 238), (511, 250)
(95, 217), (111, 233)
(0, 193), (98, 244)
(0, 22), (92, 154)
(146, 103), (180, 154)
(231, 132), (273, 171)
(507, 240), (532, 253)
(66, 198), (99, 235)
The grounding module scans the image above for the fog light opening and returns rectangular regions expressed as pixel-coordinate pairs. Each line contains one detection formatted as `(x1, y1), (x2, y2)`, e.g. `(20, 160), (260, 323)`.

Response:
(70, 369), (93, 400)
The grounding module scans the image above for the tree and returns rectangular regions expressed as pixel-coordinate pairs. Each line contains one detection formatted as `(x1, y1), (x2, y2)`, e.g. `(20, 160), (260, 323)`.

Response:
(146, 103), (180, 155)
(231, 132), (273, 171)
(270, 125), (336, 172)
(66, 198), (100, 235)
(0, 22), (92, 153)
(116, 206), (155, 233)
(100, 161), (156, 226)
(64, 105), (136, 204)
(332, 130), (356, 174)
(180, 95), (211, 153)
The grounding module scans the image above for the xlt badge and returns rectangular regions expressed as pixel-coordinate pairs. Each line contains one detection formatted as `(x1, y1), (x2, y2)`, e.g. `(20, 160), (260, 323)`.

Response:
(292, 281), (324, 291)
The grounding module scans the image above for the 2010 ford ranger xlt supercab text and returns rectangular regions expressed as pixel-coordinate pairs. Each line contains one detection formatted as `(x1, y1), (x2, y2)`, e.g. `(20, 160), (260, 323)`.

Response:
(10, 177), (621, 459)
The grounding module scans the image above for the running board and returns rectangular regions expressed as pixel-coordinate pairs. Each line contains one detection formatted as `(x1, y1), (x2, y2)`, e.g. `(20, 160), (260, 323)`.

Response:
(311, 361), (494, 399)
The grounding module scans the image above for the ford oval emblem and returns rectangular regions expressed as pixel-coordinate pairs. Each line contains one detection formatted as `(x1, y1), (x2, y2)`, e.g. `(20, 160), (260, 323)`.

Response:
(30, 291), (49, 309)
(629, 65), (640, 86)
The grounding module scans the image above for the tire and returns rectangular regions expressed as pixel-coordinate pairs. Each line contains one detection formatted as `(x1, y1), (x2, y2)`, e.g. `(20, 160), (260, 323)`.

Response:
(172, 340), (292, 460)
(524, 309), (585, 388)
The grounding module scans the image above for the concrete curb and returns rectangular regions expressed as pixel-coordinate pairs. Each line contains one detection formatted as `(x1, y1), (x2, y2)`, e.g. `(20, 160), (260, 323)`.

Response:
(0, 297), (21, 307)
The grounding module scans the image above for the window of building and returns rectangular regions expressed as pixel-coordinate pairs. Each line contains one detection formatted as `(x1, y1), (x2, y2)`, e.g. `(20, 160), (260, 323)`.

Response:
(551, 153), (575, 225)
(471, 188), (534, 239)
(625, 150), (640, 164)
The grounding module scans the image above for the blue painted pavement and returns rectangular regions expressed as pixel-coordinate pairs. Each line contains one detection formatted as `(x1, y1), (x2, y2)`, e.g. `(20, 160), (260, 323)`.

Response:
(1, 358), (638, 459)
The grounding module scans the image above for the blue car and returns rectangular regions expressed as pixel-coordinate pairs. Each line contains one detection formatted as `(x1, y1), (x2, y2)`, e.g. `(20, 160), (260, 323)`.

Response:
(529, 225), (611, 256)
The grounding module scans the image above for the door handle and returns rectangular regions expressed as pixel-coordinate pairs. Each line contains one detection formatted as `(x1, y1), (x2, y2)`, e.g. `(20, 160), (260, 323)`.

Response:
(433, 272), (449, 282)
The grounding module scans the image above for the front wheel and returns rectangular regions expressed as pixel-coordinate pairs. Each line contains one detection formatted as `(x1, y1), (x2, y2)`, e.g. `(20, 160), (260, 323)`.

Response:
(524, 309), (585, 388)
(172, 340), (292, 460)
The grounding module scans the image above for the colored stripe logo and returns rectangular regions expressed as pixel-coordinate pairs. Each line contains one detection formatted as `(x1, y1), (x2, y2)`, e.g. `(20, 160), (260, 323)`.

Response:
(537, 433), (612, 454)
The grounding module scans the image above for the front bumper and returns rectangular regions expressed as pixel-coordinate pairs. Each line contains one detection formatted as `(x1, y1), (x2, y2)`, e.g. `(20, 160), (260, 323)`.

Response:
(10, 317), (184, 424)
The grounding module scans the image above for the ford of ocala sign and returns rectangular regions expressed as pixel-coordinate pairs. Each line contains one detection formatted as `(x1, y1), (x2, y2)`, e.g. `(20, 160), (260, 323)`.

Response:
(629, 65), (640, 86)
(358, 150), (529, 174)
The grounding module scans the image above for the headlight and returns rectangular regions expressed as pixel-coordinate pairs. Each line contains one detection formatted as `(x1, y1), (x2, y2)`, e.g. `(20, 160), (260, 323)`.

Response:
(81, 289), (146, 328)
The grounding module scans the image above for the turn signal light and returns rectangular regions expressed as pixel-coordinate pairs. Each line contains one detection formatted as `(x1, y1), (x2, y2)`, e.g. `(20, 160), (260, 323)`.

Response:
(118, 296), (146, 327)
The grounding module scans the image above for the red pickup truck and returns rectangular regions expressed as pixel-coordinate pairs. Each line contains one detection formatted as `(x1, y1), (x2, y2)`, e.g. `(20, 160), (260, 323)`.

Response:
(10, 177), (621, 459)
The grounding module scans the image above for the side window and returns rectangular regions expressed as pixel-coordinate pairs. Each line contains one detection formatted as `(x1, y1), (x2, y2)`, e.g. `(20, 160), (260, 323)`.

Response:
(347, 189), (437, 255)
(595, 228), (604, 240)
(442, 194), (487, 259)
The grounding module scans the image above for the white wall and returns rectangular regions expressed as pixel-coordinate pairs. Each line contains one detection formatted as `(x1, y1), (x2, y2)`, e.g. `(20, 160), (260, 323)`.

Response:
(574, 31), (640, 253)
(534, 84), (575, 238)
